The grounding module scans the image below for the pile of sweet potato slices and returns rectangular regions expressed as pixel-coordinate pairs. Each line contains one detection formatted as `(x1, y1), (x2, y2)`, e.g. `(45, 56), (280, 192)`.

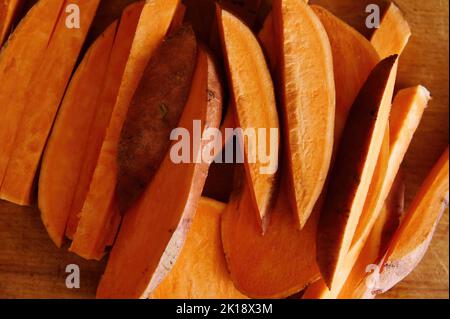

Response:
(0, 0), (448, 299)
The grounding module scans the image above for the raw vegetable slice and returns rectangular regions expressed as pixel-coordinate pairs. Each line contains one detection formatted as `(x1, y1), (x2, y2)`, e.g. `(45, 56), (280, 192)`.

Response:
(97, 47), (222, 298)
(151, 197), (247, 299)
(217, 7), (280, 229)
(38, 21), (117, 247)
(273, 0), (335, 228)
(65, 0), (145, 239)
(0, 0), (100, 205)
(116, 25), (197, 213)
(69, 0), (180, 259)
(317, 55), (397, 289)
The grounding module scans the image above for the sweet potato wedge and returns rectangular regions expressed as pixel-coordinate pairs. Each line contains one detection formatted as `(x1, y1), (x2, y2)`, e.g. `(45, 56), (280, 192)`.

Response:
(217, 7), (280, 229)
(371, 2), (411, 60)
(317, 55), (397, 289)
(69, 0), (180, 259)
(38, 21), (117, 247)
(311, 5), (380, 144)
(337, 173), (405, 299)
(351, 86), (431, 251)
(0, 0), (23, 45)
(372, 147), (449, 295)
(96, 47), (222, 298)
(221, 166), (320, 299)
(0, 0), (64, 198)
(116, 25), (197, 213)
(273, 0), (335, 228)
(151, 197), (247, 299)
(0, 0), (100, 205)
(65, 0), (145, 239)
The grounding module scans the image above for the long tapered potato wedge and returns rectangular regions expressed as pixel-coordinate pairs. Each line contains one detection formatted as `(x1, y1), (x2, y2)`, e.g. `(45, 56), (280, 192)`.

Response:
(311, 5), (380, 144)
(351, 86), (431, 250)
(272, 0), (335, 228)
(69, 0), (180, 259)
(306, 86), (430, 298)
(371, 147), (449, 295)
(337, 173), (405, 299)
(65, 1), (145, 239)
(38, 21), (117, 247)
(0, 0), (100, 205)
(97, 47), (222, 298)
(317, 55), (397, 289)
(0, 0), (64, 196)
(116, 26), (197, 213)
(221, 167), (320, 299)
(371, 2), (411, 60)
(216, 7), (280, 229)
(151, 197), (247, 299)
(0, 0), (23, 45)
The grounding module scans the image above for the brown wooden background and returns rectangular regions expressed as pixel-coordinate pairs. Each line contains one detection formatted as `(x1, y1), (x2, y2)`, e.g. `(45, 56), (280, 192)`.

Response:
(0, 0), (448, 299)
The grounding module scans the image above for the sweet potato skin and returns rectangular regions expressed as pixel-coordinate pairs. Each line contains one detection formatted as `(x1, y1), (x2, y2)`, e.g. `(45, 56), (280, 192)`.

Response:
(116, 25), (197, 213)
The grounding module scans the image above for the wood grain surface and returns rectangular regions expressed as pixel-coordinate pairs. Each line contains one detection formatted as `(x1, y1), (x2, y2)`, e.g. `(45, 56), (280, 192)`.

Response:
(0, 0), (448, 299)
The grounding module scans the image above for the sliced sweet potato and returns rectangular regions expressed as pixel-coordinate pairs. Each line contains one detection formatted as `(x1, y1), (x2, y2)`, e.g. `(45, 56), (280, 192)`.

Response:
(38, 22), (117, 248)
(337, 173), (405, 299)
(222, 167), (320, 298)
(372, 147), (449, 295)
(311, 5), (380, 145)
(116, 25), (197, 213)
(0, 0), (23, 45)
(65, 0), (145, 239)
(0, 0), (100, 205)
(272, 0), (335, 228)
(96, 47), (223, 298)
(371, 2), (411, 60)
(0, 0), (64, 198)
(151, 197), (247, 299)
(69, 0), (180, 259)
(257, 12), (277, 72)
(351, 86), (431, 251)
(217, 7), (280, 229)
(168, 1), (186, 32)
(317, 55), (397, 289)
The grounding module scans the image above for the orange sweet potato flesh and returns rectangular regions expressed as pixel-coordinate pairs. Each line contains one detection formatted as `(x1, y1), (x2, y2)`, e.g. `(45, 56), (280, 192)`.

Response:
(0, 0), (23, 45)
(351, 86), (431, 251)
(337, 173), (405, 299)
(0, 0), (64, 200)
(116, 25), (197, 213)
(69, 0), (180, 260)
(306, 86), (430, 298)
(317, 55), (397, 289)
(217, 7), (280, 229)
(311, 5), (380, 145)
(96, 47), (223, 298)
(38, 22), (117, 248)
(372, 147), (449, 295)
(65, 1), (145, 239)
(151, 197), (247, 299)
(222, 166), (320, 298)
(0, 0), (100, 206)
(371, 2), (411, 60)
(273, 0), (335, 229)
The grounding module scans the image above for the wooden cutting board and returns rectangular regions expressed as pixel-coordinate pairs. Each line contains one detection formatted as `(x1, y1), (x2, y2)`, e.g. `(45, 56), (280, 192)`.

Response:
(0, 0), (448, 299)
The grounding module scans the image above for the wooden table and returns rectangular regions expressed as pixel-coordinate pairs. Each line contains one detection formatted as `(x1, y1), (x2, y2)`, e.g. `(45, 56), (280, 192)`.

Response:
(0, 0), (448, 299)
